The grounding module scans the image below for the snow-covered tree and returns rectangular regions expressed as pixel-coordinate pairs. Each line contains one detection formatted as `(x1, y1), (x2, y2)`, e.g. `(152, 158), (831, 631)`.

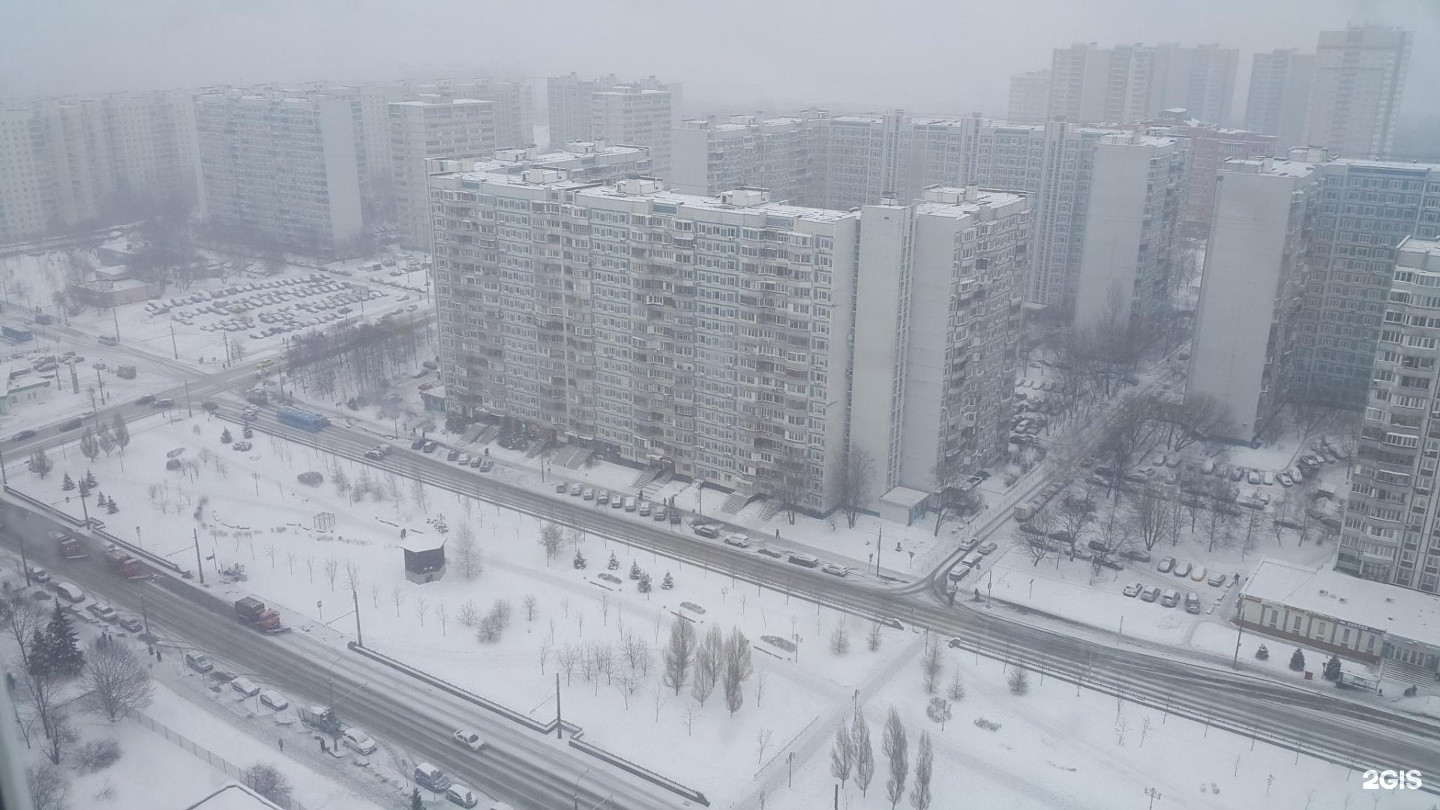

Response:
(662, 619), (696, 695)
(883, 707), (908, 809)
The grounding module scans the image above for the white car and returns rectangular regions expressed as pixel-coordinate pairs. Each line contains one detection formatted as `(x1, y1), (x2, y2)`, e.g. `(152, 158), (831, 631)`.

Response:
(452, 729), (486, 751)
(1122, 581), (1144, 597)
(977, 541), (998, 555)
(230, 677), (261, 698)
(822, 563), (849, 577)
(722, 534), (752, 548)
(259, 690), (289, 711)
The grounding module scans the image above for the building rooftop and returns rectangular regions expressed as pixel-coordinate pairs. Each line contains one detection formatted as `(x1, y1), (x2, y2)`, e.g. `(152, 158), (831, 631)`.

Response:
(1243, 559), (1440, 643)
(1220, 157), (1318, 178)
(1327, 158), (1440, 173)
(575, 183), (858, 223)
(182, 782), (284, 810)
(912, 187), (1028, 218)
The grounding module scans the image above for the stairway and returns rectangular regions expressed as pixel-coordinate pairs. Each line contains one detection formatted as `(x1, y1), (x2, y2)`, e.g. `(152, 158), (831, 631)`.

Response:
(758, 498), (784, 521)
(721, 491), (749, 513)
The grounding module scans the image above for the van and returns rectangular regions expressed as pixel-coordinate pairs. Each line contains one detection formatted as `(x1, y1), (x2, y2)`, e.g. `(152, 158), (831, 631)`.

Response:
(445, 784), (479, 808)
(54, 582), (84, 603)
(414, 763), (451, 792)
(947, 565), (972, 583)
(342, 728), (377, 755)
(960, 552), (984, 568)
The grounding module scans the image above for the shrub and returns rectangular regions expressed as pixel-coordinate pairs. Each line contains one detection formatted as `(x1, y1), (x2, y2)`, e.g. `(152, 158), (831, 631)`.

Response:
(297, 472), (323, 487)
(973, 717), (1002, 731)
(77, 738), (121, 773)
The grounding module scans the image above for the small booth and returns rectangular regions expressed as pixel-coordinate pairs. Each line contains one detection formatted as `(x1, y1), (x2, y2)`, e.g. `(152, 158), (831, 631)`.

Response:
(401, 534), (446, 584)
(878, 487), (929, 526)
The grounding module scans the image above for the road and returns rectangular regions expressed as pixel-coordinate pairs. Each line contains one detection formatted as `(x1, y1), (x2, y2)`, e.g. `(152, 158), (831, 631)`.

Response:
(0, 506), (683, 810)
(231, 410), (1440, 790)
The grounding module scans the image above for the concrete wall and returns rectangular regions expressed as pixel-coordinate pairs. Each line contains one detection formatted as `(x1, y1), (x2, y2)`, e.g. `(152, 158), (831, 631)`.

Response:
(1074, 143), (1149, 330)
(319, 100), (364, 251)
(851, 204), (912, 505)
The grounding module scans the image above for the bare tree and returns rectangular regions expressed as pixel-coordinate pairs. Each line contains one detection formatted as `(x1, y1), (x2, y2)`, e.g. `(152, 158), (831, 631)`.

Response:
(662, 619), (697, 695)
(458, 600), (480, 628)
(722, 626), (751, 715)
(853, 708), (875, 797)
(1125, 486), (1171, 552)
(411, 478), (430, 514)
(243, 763), (293, 807)
(867, 622), (883, 652)
(883, 708), (908, 810)
(390, 585), (405, 617)
(557, 644), (580, 686)
(26, 763), (67, 810)
(453, 523), (482, 580)
(756, 727), (773, 764)
(919, 640), (944, 694)
(947, 667), (966, 701)
(436, 602), (448, 636)
(909, 731), (933, 810)
(830, 723), (855, 788)
(1094, 397), (1165, 501)
(323, 556), (340, 592)
(691, 625), (723, 705)
(650, 684), (668, 723)
(538, 522), (564, 564)
(414, 596), (428, 627)
(523, 594), (538, 625)
(1202, 490), (1236, 553)
(538, 634), (553, 675)
(829, 622), (851, 655)
(85, 638), (154, 721)
(344, 560), (361, 592)
(0, 596), (41, 671)
(835, 446), (876, 528)
(1154, 393), (1234, 452)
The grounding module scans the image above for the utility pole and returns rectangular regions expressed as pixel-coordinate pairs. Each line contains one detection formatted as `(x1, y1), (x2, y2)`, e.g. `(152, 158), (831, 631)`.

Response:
(183, 380), (192, 417)
(140, 594), (151, 636)
(875, 527), (882, 575)
(193, 528), (205, 586)
(111, 307), (120, 341)
(0, 447), (8, 487)
(555, 674), (562, 739)
(352, 588), (363, 647)
(1232, 625), (1243, 670)
(17, 535), (29, 586)
(170, 323), (178, 360)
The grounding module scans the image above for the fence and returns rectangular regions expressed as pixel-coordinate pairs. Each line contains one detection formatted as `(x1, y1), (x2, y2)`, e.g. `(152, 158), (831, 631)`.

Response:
(129, 710), (309, 810)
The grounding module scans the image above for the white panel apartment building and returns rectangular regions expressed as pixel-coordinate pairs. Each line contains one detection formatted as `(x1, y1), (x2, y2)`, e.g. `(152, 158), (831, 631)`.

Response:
(1007, 71), (1050, 124)
(194, 94), (363, 255)
(390, 98), (496, 248)
(430, 172), (1027, 513)
(1340, 237), (1440, 593)
(1244, 49), (1314, 152)
(1306, 26), (1412, 159)
(0, 91), (202, 243)
(548, 74), (678, 173)
(1047, 42), (1238, 126)
(670, 115), (816, 200)
(1186, 157), (1318, 441)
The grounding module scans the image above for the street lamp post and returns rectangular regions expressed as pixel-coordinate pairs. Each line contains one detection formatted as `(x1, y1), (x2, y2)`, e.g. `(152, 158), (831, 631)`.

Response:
(572, 767), (591, 810)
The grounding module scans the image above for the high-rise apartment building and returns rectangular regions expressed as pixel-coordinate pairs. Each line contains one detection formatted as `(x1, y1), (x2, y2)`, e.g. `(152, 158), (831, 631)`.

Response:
(547, 74), (678, 175)
(1072, 134), (1187, 331)
(0, 91), (202, 243)
(1007, 70), (1050, 124)
(1047, 42), (1238, 125)
(850, 187), (1030, 503)
(1339, 236), (1440, 593)
(1143, 121), (1277, 234)
(670, 114), (817, 199)
(429, 169), (1026, 513)
(426, 141), (653, 187)
(1187, 157), (1319, 440)
(390, 98), (496, 249)
(1244, 49), (1314, 151)
(194, 93), (363, 255)
(1305, 26), (1411, 159)
(1294, 159), (1440, 407)
(411, 78), (534, 149)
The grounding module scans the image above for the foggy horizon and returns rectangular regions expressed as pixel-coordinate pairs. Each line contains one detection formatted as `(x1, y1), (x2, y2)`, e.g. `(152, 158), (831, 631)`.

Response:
(3, 0), (1436, 122)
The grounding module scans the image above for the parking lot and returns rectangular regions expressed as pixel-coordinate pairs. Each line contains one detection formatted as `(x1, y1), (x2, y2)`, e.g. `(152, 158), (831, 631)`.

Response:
(147, 273), (392, 340)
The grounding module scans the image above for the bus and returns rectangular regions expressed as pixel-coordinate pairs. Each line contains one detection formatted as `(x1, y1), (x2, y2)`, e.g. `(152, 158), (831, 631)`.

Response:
(275, 406), (329, 432)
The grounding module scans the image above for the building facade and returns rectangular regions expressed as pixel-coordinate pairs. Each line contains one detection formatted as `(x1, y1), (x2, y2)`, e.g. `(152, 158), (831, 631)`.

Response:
(1244, 49), (1315, 152)
(1047, 42), (1238, 126)
(547, 74), (678, 169)
(1007, 70), (1050, 124)
(1187, 157), (1318, 441)
(670, 114), (817, 200)
(389, 98), (496, 248)
(1144, 121), (1277, 234)
(1340, 236), (1440, 593)
(1294, 159), (1440, 407)
(1306, 26), (1412, 160)
(194, 93), (364, 255)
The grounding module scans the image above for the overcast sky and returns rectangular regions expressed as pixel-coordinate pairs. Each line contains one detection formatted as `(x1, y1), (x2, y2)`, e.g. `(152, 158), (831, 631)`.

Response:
(2, 0), (1436, 120)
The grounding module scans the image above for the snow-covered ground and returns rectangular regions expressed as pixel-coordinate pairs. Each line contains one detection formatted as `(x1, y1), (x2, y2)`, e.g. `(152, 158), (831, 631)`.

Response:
(5, 407), (1429, 809)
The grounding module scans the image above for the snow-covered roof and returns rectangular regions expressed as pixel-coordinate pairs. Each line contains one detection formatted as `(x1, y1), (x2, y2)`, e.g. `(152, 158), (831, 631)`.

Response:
(400, 534), (445, 553)
(880, 486), (929, 509)
(182, 782), (284, 810)
(1242, 559), (1440, 644)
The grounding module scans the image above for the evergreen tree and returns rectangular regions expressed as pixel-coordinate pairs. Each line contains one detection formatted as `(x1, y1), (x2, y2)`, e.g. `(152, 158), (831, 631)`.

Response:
(410, 787), (423, 810)
(662, 572), (674, 590)
(82, 470), (97, 490)
(638, 573), (652, 594)
(1255, 644), (1269, 661)
(573, 550), (587, 569)
(45, 602), (84, 677)
(607, 553), (619, 570)
(26, 627), (52, 679)
(1288, 647), (1306, 672)
(60, 474), (74, 492)
(106, 498), (119, 515)
(629, 561), (642, 580)
(1323, 654), (1342, 681)
(220, 427), (233, 444)
(243, 425), (253, 439)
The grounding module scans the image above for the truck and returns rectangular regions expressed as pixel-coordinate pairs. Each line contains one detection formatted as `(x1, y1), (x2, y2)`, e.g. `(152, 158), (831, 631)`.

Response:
(54, 532), (88, 560)
(1, 325), (34, 342)
(103, 548), (145, 579)
(234, 596), (288, 633)
(298, 705), (342, 736)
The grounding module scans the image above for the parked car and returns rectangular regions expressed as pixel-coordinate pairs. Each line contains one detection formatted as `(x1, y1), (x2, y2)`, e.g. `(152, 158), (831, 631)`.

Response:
(478, 458), (493, 472)
(86, 603), (118, 623)
(653, 506), (667, 521)
(341, 728), (377, 755)
(948, 566), (972, 583)
(11, 430), (36, 442)
(1263, 471), (1275, 486)
(1173, 561), (1193, 579)
(446, 449), (460, 461)
(1122, 581), (1144, 597)
(1184, 592), (1202, 614)
(582, 487), (595, 501)
(639, 502), (652, 517)
(27, 566), (49, 584)
(1191, 565), (1208, 582)
(118, 616), (143, 633)
(694, 524), (720, 539)
(423, 441), (438, 453)
(596, 491), (610, 505)
(1157, 556), (1176, 574)
(184, 652), (213, 673)
(1140, 586), (1161, 603)
(977, 541), (998, 555)
(1207, 572), (1228, 587)
(411, 438), (426, 450)
(788, 553), (820, 568)
(570, 483), (583, 496)
(957, 537), (978, 553)
(458, 454), (470, 466)
(822, 563), (849, 577)
(469, 456), (482, 468)
(1247, 470), (1261, 485)
(445, 785), (479, 808)
(1121, 549), (1151, 562)
(555, 482), (568, 493)
(452, 729), (486, 751)
(1231, 466), (1245, 481)
(610, 497), (624, 510)
(230, 677), (261, 698)
(232, 441), (252, 452)
(1160, 589), (1182, 608)
(1277, 472), (1293, 487)
(259, 690), (289, 711)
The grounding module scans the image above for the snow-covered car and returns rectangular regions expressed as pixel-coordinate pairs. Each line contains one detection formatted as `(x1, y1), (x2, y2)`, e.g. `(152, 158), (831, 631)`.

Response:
(230, 677), (261, 698)
(1208, 572), (1228, 587)
(1122, 581), (1144, 597)
(1262, 471), (1275, 486)
(1277, 472), (1294, 487)
(232, 441), (252, 452)
(1139, 586), (1161, 603)
(652, 506), (667, 521)
(27, 566), (49, 584)
(1159, 589), (1182, 608)
(595, 491), (610, 505)
(1190, 565), (1208, 582)
(457, 454), (470, 466)
(570, 483), (583, 496)
(957, 537), (978, 553)
(1247, 470), (1261, 485)
(184, 652), (213, 673)
(445, 785), (479, 808)
(453, 729), (486, 751)
(555, 482), (568, 493)
(1173, 561), (1193, 579)
(446, 449), (460, 461)
(469, 456), (482, 468)
(1157, 556), (1176, 574)
(947, 565), (971, 583)
(822, 563), (849, 577)
(1184, 592), (1202, 614)
(977, 541), (998, 555)
(1231, 466), (1246, 482)
(582, 487), (595, 500)
(341, 728), (377, 755)
(86, 603), (118, 623)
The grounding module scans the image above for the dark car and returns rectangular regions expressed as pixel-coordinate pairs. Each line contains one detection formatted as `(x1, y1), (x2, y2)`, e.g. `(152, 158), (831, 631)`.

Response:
(446, 449), (460, 461)
(58, 418), (83, 431)
(136, 395), (156, 406)
(117, 616), (143, 633)
(411, 438), (426, 450)
(11, 430), (35, 442)
(423, 441), (438, 453)
(201, 401), (219, 412)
